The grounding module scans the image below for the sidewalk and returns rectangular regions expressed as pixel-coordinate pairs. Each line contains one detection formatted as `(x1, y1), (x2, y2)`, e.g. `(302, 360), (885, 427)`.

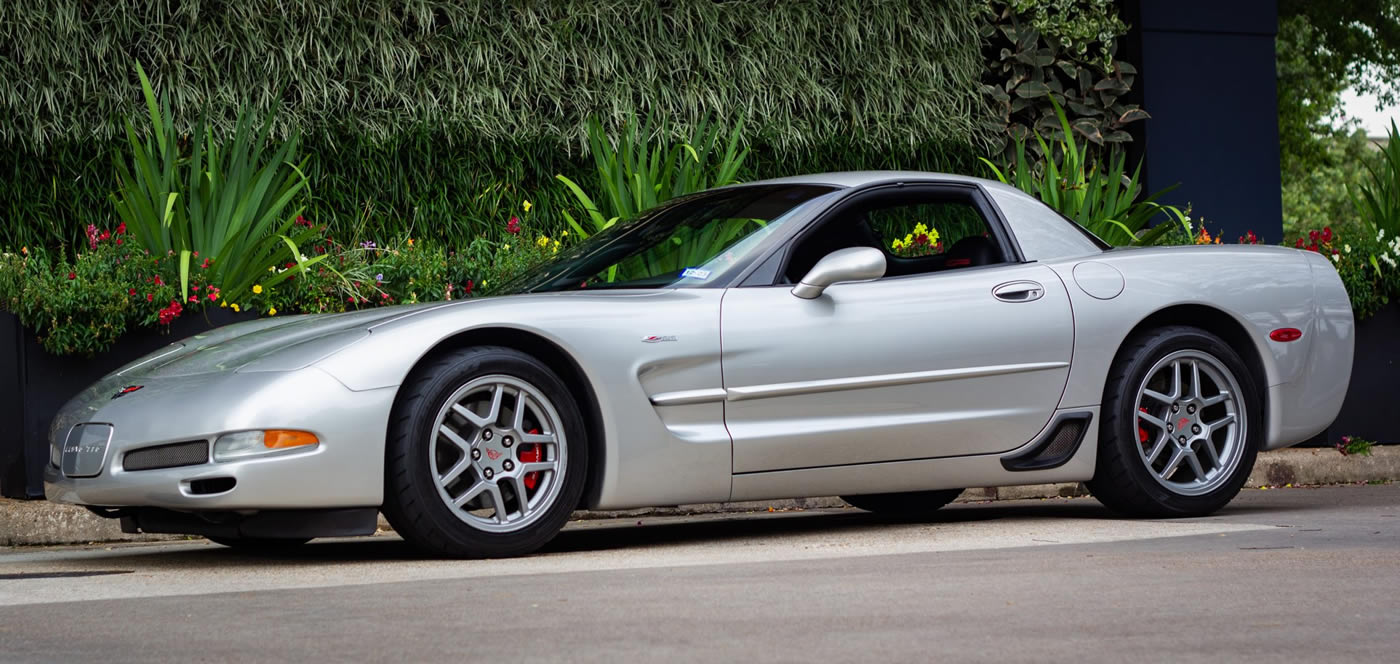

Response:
(4, 446), (1396, 546)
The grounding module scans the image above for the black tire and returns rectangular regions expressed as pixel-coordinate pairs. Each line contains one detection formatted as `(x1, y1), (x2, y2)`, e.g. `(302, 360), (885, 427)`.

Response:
(841, 489), (964, 516)
(205, 535), (311, 551)
(381, 346), (588, 558)
(1086, 325), (1261, 518)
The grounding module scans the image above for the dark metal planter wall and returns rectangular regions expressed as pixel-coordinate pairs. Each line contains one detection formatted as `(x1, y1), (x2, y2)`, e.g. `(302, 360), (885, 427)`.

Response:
(0, 309), (254, 499)
(1324, 302), (1400, 446)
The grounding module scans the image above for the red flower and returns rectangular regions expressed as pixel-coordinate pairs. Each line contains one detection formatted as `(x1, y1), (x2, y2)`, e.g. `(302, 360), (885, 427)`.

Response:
(99, 230), (111, 241)
(115, 222), (126, 235)
(146, 293), (153, 302)
(208, 293), (218, 301)
(153, 275), (163, 286)
(380, 292), (389, 299)
(128, 288), (137, 296)
(1308, 244), (1319, 252)
(187, 295), (197, 303)
(67, 272), (76, 280)
(1295, 238), (1305, 248)
(116, 238), (123, 245)
(1309, 230), (1319, 242)
(192, 285), (201, 292)
(506, 216), (521, 235)
(913, 233), (929, 246)
(464, 279), (474, 295)
(1321, 226), (1333, 243)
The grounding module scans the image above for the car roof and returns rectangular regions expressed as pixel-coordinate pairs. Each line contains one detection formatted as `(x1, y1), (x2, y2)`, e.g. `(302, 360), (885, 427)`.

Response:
(740, 170), (1013, 191)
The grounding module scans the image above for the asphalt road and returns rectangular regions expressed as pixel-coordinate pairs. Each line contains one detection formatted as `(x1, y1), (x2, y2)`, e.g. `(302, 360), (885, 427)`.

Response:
(1, 484), (1397, 663)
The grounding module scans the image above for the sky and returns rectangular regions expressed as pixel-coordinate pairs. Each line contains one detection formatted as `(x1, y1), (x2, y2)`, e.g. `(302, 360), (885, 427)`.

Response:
(1338, 87), (1400, 137)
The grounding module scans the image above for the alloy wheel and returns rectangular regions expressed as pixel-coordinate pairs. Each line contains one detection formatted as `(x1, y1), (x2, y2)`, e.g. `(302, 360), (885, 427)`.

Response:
(428, 375), (567, 533)
(1133, 350), (1247, 496)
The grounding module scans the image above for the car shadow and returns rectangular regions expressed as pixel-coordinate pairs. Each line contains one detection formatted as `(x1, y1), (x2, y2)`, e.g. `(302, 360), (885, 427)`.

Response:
(24, 489), (1346, 567)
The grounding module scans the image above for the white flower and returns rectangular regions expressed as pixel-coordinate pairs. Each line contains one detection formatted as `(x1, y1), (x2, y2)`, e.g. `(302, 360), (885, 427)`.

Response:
(1345, 244), (1352, 253)
(1383, 254), (1398, 269)
(1379, 228), (1387, 240)
(1332, 253), (1340, 263)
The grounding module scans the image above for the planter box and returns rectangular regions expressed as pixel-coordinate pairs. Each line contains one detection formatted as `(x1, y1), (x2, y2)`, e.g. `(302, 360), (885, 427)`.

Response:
(0, 309), (254, 499)
(1323, 300), (1400, 446)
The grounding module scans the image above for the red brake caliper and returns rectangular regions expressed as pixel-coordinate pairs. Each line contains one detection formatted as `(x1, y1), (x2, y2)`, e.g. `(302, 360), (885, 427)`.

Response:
(521, 428), (543, 490)
(1138, 407), (1150, 444)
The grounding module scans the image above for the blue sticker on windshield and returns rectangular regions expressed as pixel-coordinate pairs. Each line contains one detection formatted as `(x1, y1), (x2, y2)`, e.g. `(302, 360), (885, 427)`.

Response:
(680, 267), (712, 280)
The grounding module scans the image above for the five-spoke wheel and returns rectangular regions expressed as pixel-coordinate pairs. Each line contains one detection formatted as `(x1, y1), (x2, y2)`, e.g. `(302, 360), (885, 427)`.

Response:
(1087, 326), (1261, 517)
(383, 347), (587, 558)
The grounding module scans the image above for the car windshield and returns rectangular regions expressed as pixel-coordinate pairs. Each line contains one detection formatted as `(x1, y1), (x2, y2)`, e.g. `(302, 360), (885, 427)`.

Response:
(498, 184), (838, 293)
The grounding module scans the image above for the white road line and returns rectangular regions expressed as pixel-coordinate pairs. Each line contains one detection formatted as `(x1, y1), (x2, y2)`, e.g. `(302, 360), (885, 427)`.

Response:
(0, 510), (1272, 607)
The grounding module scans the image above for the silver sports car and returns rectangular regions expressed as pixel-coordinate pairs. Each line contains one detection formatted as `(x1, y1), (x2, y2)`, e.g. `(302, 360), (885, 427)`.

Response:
(45, 172), (1354, 557)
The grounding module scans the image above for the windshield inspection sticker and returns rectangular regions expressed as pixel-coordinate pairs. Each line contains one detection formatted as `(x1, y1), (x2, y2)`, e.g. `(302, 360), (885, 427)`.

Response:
(680, 267), (711, 280)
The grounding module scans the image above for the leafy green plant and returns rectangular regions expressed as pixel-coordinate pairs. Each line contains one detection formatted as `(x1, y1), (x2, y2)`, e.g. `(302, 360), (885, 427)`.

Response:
(980, 0), (1147, 156)
(1336, 435), (1375, 457)
(556, 115), (748, 239)
(110, 63), (325, 302)
(979, 98), (1187, 245)
(1352, 120), (1400, 239)
(0, 226), (221, 356)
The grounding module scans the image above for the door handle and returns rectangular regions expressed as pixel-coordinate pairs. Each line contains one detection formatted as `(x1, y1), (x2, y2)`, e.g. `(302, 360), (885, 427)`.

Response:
(993, 280), (1044, 302)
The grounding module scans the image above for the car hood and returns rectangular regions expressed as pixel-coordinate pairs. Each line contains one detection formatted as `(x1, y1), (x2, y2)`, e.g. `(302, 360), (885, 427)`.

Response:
(114, 302), (457, 379)
(113, 290), (671, 379)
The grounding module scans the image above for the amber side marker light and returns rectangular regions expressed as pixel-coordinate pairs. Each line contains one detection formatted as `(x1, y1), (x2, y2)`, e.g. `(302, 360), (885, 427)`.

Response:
(264, 430), (320, 449)
(1269, 328), (1303, 342)
(213, 430), (320, 462)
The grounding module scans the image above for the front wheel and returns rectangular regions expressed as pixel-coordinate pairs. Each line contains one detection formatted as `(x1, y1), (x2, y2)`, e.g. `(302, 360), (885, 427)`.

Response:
(1086, 326), (1261, 517)
(841, 489), (964, 516)
(382, 346), (588, 558)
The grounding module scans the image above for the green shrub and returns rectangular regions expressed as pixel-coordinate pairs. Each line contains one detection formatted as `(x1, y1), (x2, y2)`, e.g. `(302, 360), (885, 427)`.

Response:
(980, 0), (1145, 157)
(1353, 121), (1400, 239)
(111, 63), (324, 302)
(0, 0), (991, 250)
(556, 115), (748, 238)
(0, 228), (219, 356)
(980, 99), (1187, 245)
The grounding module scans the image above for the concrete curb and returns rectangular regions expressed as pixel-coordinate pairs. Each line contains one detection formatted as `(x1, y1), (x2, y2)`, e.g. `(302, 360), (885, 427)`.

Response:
(4, 446), (1395, 547)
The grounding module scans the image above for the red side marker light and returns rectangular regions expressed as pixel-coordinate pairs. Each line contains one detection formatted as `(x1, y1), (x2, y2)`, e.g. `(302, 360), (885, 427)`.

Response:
(1269, 328), (1303, 342)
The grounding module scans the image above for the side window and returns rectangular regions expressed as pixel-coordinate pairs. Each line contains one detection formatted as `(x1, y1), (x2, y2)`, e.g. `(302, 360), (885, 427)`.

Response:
(865, 201), (992, 259)
(781, 188), (1008, 284)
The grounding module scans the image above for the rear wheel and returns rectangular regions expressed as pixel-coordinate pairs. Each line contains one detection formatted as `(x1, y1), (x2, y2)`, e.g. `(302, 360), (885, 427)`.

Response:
(1086, 326), (1260, 517)
(841, 489), (964, 516)
(382, 346), (588, 558)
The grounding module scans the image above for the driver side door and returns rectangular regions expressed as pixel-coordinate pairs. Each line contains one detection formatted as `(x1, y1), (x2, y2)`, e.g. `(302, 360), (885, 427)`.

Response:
(719, 185), (1074, 474)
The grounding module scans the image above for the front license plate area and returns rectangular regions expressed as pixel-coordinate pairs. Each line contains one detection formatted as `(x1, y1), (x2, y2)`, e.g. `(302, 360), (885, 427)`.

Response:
(61, 424), (114, 478)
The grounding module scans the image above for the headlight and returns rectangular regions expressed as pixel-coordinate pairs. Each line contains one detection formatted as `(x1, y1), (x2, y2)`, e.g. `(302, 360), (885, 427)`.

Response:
(213, 430), (320, 462)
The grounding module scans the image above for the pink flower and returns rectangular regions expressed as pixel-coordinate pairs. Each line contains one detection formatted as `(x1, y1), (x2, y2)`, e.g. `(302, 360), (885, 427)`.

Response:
(506, 217), (521, 235)
(67, 272), (76, 280)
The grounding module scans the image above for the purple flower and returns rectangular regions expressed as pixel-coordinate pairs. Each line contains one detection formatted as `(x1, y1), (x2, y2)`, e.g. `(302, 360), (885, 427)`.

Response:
(375, 273), (384, 282)
(360, 240), (377, 250)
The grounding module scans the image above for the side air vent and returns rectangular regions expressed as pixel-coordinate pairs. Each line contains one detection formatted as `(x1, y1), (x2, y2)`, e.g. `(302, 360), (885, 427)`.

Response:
(1001, 412), (1092, 472)
(123, 441), (209, 472)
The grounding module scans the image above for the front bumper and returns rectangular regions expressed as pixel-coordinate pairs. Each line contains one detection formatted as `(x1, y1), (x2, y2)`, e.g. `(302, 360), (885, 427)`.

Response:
(44, 367), (397, 510)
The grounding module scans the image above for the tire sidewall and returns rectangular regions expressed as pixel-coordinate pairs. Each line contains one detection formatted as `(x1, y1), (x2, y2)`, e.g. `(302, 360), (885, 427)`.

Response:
(388, 347), (588, 557)
(1106, 328), (1262, 515)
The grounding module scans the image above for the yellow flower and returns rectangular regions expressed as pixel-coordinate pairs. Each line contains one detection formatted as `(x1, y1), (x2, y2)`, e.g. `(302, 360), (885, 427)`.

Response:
(231, 303), (240, 313)
(552, 240), (561, 254)
(503, 243), (511, 251)
(220, 300), (227, 308)
(536, 235), (549, 248)
(20, 246), (28, 255)
(268, 307), (277, 316)
(252, 284), (263, 294)
(523, 200), (533, 212)
(268, 265), (276, 272)
(561, 230), (569, 237)
(407, 238), (414, 246)
(913, 222), (928, 235)
(892, 239), (905, 250)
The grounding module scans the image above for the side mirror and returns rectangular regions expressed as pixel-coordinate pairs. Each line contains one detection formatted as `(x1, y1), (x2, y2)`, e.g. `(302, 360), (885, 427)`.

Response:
(791, 247), (887, 299)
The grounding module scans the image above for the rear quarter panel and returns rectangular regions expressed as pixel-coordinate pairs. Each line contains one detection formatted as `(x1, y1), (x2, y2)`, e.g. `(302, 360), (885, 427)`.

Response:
(1049, 244), (1353, 448)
